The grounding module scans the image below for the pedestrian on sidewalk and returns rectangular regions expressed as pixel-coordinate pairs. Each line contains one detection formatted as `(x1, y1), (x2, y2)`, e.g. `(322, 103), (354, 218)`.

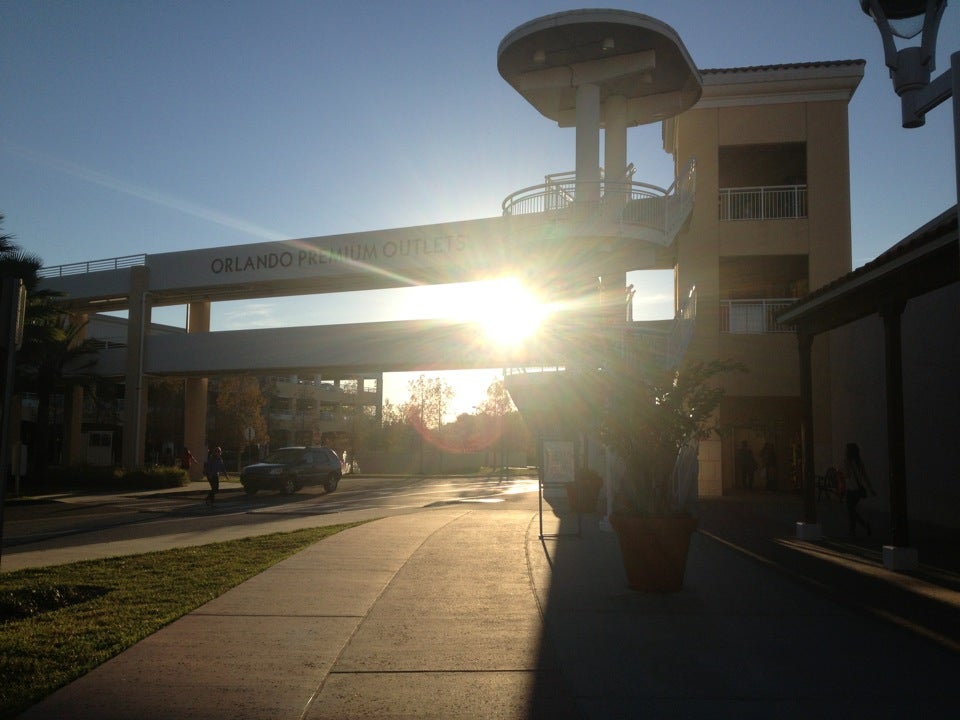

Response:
(203, 446), (229, 506)
(179, 446), (196, 473)
(842, 442), (875, 536)
(736, 440), (757, 490)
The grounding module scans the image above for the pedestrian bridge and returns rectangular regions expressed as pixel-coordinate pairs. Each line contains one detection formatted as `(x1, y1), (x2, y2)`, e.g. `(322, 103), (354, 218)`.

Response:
(38, 205), (692, 469)
(40, 214), (672, 379)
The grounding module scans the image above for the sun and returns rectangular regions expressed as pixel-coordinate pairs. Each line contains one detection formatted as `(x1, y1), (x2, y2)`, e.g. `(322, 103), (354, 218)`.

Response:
(470, 278), (549, 347)
(480, 279), (547, 347)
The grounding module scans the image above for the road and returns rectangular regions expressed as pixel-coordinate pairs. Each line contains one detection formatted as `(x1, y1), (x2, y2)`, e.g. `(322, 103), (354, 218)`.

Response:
(0, 474), (540, 572)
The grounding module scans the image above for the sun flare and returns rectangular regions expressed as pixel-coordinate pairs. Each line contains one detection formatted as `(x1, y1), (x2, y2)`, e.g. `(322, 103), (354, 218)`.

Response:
(457, 278), (549, 347)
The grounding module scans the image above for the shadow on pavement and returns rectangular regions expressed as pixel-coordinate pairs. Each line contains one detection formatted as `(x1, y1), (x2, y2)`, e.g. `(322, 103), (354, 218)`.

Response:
(527, 491), (960, 718)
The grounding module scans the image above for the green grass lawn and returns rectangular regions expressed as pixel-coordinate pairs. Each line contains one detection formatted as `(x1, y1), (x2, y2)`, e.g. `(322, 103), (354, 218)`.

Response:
(0, 522), (364, 719)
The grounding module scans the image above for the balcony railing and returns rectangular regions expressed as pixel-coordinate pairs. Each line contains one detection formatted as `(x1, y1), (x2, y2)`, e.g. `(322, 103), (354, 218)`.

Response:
(720, 298), (796, 334)
(37, 254), (146, 278)
(501, 158), (696, 247)
(718, 185), (807, 221)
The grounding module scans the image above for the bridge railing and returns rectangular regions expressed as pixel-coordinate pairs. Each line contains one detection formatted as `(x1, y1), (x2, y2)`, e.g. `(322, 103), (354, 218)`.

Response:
(37, 254), (146, 278)
(501, 158), (696, 246)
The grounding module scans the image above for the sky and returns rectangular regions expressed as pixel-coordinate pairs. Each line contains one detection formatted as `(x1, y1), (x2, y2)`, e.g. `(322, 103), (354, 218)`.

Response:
(2, 0), (959, 415)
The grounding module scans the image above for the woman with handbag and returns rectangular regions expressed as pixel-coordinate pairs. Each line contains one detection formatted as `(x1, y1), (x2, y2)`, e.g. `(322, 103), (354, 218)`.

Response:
(842, 442), (875, 536)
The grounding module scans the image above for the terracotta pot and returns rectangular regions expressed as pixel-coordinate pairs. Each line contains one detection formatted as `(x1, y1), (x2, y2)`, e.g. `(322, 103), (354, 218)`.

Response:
(609, 514), (699, 592)
(565, 477), (601, 513)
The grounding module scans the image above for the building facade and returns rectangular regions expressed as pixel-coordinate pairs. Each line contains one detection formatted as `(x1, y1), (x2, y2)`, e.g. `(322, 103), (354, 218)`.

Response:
(664, 61), (863, 494)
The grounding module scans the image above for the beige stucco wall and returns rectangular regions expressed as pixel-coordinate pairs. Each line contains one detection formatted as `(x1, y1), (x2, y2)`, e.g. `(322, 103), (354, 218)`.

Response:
(672, 92), (855, 490)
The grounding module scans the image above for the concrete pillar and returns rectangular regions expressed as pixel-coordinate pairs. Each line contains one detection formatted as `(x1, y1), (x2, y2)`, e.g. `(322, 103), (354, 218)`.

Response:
(122, 267), (150, 469)
(183, 301), (210, 480)
(575, 82), (601, 205)
(881, 302), (909, 548)
(795, 330), (822, 540)
(604, 93), (629, 213)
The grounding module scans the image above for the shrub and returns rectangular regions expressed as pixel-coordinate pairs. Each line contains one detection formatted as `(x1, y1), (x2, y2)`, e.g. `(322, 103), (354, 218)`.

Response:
(25, 465), (189, 493)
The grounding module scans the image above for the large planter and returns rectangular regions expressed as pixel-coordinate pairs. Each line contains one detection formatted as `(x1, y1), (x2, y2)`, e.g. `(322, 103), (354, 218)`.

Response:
(610, 514), (699, 592)
(565, 475), (602, 513)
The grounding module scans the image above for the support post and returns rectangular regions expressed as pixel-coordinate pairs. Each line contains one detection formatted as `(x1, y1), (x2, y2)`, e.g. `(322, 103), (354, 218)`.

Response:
(183, 301), (210, 479)
(880, 302), (909, 548)
(122, 267), (150, 469)
(796, 330), (821, 540)
(575, 83), (601, 205)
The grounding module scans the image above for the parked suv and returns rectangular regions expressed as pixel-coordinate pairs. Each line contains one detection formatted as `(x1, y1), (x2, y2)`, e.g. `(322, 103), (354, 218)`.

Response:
(240, 446), (343, 495)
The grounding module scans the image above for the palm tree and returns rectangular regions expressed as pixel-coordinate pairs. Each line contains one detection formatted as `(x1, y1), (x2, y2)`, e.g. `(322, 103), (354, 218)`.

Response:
(1, 214), (98, 479)
(17, 309), (98, 478)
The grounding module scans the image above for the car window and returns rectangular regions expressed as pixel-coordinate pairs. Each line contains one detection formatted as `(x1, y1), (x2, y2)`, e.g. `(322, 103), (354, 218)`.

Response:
(264, 448), (307, 464)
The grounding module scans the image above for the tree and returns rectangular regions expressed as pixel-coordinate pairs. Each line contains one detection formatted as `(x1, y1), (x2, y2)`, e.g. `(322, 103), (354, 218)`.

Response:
(475, 378), (523, 468)
(405, 375), (454, 432)
(17, 313), (98, 476)
(1, 214), (98, 478)
(477, 378), (514, 418)
(212, 376), (269, 470)
(601, 358), (744, 516)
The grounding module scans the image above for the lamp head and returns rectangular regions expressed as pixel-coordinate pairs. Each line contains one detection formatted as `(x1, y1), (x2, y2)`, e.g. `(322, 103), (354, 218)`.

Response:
(860, 0), (935, 37)
(861, 0), (948, 126)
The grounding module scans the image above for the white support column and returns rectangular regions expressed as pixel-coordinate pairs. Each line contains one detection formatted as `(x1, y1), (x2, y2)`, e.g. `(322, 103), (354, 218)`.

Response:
(604, 93), (628, 213)
(575, 82), (601, 205)
(122, 266), (150, 469)
(184, 301), (210, 480)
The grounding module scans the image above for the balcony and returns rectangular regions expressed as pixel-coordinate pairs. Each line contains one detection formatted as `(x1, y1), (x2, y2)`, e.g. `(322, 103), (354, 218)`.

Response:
(719, 185), (807, 221)
(720, 298), (796, 334)
(501, 159), (696, 247)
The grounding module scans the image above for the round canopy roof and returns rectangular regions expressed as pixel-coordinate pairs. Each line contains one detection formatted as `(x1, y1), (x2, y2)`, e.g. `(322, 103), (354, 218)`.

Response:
(498, 9), (702, 127)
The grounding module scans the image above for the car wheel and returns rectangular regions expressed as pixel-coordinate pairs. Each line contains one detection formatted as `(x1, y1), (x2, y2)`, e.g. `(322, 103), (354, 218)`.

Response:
(324, 474), (339, 493)
(243, 486), (258, 496)
(280, 478), (297, 495)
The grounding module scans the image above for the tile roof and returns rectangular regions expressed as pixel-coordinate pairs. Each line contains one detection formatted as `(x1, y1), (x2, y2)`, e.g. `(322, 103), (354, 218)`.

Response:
(700, 60), (866, 74)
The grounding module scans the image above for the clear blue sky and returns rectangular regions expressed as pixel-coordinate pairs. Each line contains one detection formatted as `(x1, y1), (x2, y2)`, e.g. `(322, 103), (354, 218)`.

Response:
(2, 1), (958, 413)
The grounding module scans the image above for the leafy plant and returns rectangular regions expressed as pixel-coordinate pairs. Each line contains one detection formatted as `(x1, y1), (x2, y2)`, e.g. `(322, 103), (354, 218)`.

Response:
(601, 358), (743, 517)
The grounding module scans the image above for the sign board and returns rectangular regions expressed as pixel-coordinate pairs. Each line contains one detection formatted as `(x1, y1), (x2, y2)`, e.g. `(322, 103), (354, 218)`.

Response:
(542, 440), (575, 486)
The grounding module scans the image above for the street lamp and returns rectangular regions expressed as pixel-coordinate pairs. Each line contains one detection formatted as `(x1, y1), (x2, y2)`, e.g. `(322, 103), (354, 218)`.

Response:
(860, 0), (959, 233)
(860, 1), (958, 567)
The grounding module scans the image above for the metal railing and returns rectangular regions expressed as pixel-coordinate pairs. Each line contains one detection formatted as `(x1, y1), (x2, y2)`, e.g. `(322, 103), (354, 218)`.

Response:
(718, 185), (807, 221)
(501, 159), (697, 244)
(37, 254), (146, 279)
(719, 298), (796, 334)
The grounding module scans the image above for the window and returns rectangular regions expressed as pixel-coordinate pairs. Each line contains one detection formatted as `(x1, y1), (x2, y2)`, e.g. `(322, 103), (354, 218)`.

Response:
(719, 255), (805, 333)
(719, 143), (807, 220)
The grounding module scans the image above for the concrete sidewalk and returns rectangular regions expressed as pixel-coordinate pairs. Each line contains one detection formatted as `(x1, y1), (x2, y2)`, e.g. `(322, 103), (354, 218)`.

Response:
(16, 491), (960, 719)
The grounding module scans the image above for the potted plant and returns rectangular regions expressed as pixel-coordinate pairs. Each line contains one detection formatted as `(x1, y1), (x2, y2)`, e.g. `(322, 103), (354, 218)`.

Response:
(600, 358), (743, 591)
(565, 466), (603, 513)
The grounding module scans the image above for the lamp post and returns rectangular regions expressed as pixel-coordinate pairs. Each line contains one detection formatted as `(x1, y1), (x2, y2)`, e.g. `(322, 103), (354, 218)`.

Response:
(860, 0), (960, 234)
(860, 1), (957, 565)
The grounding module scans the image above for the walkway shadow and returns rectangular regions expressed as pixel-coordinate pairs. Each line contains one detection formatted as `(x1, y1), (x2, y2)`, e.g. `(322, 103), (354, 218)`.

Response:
(527, 493), (960, 718)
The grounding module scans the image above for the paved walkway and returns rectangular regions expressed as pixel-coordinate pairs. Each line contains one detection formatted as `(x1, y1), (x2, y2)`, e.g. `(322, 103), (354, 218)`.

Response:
(13, 490), (960, 719)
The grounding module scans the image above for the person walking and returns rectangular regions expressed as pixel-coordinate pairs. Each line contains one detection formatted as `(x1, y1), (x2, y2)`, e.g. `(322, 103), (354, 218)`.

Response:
(179, 446), (196, 473)
(736, 440), (757, 490)
(203, 446), (229, 506)
(842, 442), (875, 536)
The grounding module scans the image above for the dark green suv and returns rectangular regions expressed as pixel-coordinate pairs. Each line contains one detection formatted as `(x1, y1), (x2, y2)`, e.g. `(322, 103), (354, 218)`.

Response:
(240, 446), (343, 495)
